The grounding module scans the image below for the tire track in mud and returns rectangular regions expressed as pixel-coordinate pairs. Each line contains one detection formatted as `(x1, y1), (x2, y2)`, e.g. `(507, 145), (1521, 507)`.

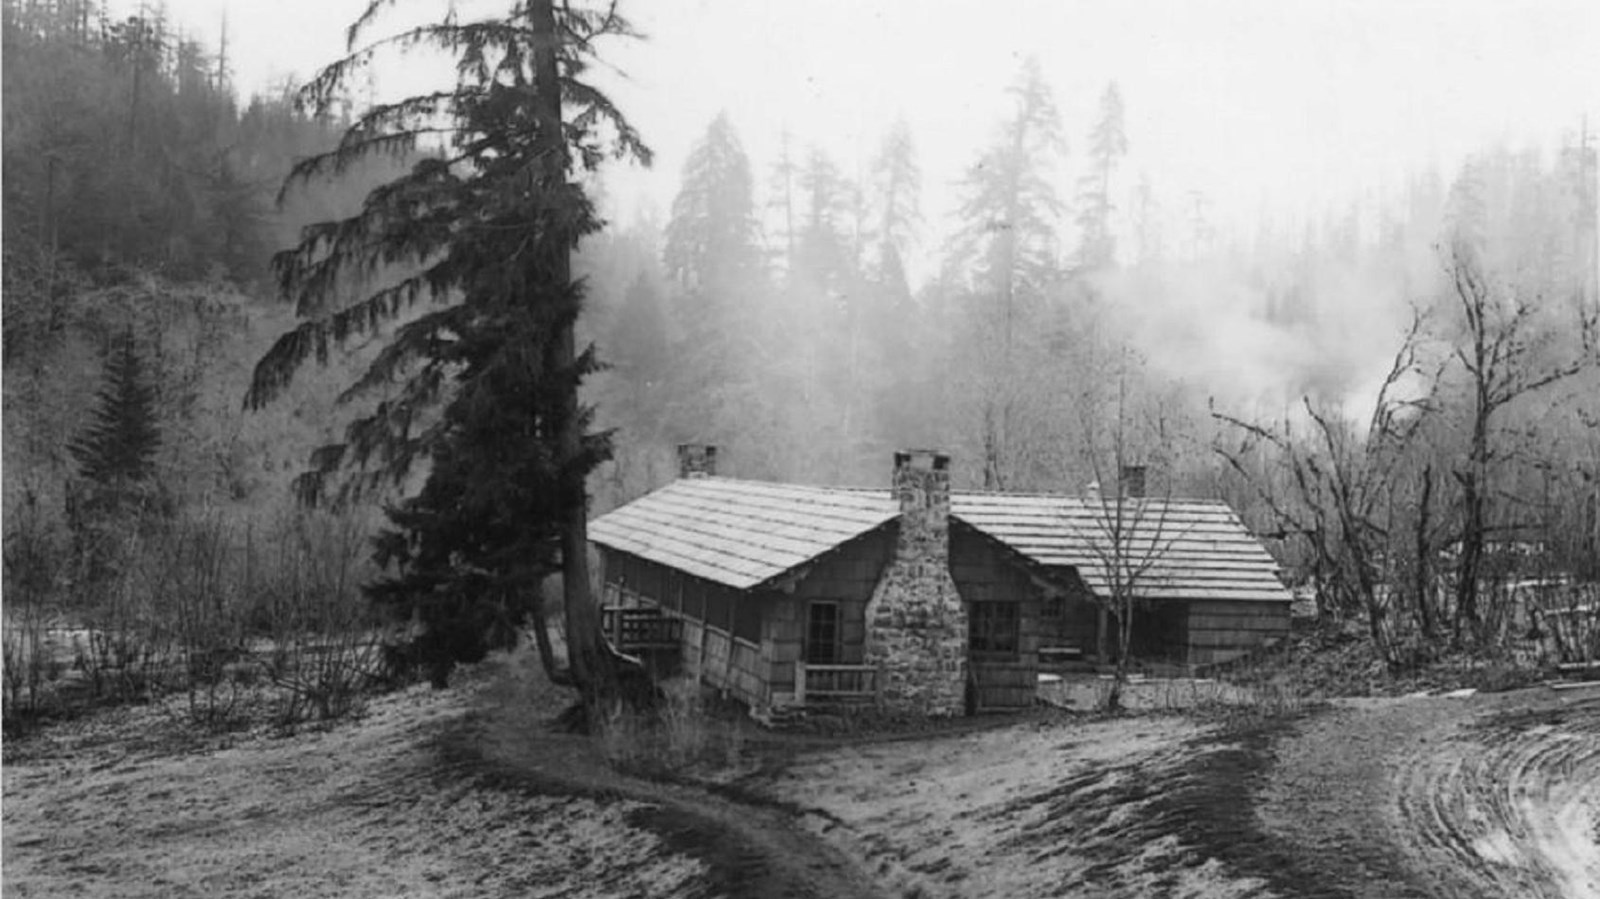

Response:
(1391, 697), (1600, 898)
(1262, 690), (1600, 899)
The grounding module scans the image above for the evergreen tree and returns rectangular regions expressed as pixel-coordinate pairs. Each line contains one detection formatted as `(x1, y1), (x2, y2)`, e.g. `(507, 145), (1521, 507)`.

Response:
(660, 112), (765, 444)
(1074, 81), (1127, 271)
(69, 333), (162, 512)
(664, 112), (761, 293)
(766, 127), (800, 280)
(949, 55), (1065, 347)
(605, 271), (672, 435)
(946, 57), (1066, 488)
(870, 116), (921, 288)
(245, 0), (650, 699)
(795, 145), (856, 297)
(68, 331), (164, 524)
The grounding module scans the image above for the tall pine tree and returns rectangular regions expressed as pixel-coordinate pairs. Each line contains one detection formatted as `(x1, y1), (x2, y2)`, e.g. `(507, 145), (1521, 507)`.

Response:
(246, 0), (650, 699)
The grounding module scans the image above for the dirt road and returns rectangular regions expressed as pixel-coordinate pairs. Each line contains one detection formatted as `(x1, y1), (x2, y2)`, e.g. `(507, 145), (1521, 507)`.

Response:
(758, 687), (1600, 899)
(1261, 688), (1600, 898)
(449, 652), (888, 899)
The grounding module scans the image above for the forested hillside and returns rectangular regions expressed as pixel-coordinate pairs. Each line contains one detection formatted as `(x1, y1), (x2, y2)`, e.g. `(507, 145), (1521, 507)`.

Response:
(2, 0), (409, 527)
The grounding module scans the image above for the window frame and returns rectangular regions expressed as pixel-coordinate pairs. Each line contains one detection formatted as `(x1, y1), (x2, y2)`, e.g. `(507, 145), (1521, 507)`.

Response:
(969, 601), (1021, 658)
(804, 601), (841, 665)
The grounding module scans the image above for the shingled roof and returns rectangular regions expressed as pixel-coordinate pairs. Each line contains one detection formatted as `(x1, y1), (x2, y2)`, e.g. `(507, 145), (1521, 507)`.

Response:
(589, 477), (897, 590)
(952, 493), (1290, 602)
(590, 477), (1290, 602)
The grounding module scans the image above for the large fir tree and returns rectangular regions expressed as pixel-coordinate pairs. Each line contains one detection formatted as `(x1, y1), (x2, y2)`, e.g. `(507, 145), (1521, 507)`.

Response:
(246, 0), (649, 699)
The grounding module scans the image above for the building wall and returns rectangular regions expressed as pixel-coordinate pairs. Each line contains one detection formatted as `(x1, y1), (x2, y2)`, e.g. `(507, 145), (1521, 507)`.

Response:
(599, 548), (768, 707)
(763, 527), (896, 704)
(1183, 599), (1291, 667)
(602, 523), (1079, 715)
(949, 524), (1042, 712)
(1037, 568), (1102, 656)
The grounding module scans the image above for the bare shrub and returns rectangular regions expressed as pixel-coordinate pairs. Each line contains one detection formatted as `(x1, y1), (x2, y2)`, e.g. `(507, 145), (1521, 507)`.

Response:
(5, 493), (393, 737)
(598, 677), (742, 776)
(252, 508), (387, 729)
(2, 494), (68, 726)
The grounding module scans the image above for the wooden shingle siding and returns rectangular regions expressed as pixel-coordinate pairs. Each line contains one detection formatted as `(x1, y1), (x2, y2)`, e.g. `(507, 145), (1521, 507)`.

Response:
(950, 527), (1040, 711)
(763, 593), (803, 692)
(788, 527), (893, 666)
(1183, 599), (1290, 666)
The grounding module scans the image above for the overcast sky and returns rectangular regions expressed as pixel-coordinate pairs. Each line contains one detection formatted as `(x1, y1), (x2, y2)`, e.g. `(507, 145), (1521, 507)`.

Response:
(142, 0), (1598, 278)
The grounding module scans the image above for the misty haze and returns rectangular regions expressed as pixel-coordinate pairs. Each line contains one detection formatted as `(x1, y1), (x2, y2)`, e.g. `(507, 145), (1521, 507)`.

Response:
(4, 1), (1599, 897)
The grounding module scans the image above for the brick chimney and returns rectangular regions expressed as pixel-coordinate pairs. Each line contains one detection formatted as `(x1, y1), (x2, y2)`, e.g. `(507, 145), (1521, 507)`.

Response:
(677, 444), (717, 479)
(1119, 465), (1146, 499)
(863, 450), (968, 716)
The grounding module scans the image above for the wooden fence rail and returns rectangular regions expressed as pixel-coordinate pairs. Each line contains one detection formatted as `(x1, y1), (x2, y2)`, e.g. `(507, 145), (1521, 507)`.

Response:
(794, 662), (878, 705)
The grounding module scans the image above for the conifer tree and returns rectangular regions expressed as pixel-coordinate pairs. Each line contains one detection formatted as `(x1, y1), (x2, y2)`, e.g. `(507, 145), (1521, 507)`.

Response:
(245, 0), (650, 699)
(947, 57), (1066, 489)
(870, 117), (921, 290)
(1074, 81), (1127, 271)
(70, 333), (162, 511)
(661, 112), (764, 443)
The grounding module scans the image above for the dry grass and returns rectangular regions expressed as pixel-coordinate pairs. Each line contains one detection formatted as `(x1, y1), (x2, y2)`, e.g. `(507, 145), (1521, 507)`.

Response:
(1, 662), (716, 899)
(597, 676), (747, 778)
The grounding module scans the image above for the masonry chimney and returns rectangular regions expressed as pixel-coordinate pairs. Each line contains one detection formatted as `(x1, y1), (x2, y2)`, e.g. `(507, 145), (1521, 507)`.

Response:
(863, 450), (968, 717)
(1119, 465), (1146, 499)
(677, 444), (717, 479)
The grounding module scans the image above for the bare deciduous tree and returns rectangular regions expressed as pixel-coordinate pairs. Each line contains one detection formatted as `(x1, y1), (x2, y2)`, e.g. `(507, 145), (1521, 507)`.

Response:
(1212, 309), (1440, 658)
(1442, 248), (1596, 637)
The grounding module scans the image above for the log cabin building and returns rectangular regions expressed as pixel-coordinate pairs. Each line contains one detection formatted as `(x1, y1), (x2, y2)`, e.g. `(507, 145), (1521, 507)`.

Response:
(589, 446), (1291, 719)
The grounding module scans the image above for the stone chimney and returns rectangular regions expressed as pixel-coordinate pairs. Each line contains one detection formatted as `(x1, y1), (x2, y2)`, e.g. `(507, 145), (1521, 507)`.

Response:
(1119, 465), (1146, 499)
(863, 450), (968, 716)
(677, 444), (717, 479)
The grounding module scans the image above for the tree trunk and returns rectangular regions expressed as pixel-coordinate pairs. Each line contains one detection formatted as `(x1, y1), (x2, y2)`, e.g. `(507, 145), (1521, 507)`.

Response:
(1414, 465), (1435, 639)
(528, 584), (576, 689)
(531, 0), (617, 710)
(1455, 395), (1489, 638)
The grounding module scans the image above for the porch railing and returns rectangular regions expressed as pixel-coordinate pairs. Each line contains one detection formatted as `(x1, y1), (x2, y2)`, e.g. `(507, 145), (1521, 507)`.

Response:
(794, 662), (878, 705)
(600, 606), (683, 654)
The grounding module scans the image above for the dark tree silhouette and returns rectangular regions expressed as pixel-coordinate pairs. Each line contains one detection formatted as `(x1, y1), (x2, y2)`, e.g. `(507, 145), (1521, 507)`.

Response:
(245, 0), (650, 703)
(70, 333), (162, 508)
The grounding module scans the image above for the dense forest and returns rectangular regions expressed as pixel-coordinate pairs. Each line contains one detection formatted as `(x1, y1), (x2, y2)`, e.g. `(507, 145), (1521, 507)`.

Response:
(3, 0), (1599, 711)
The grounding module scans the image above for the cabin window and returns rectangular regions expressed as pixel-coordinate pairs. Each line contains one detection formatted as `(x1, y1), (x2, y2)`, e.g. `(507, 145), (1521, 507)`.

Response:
(970, 601), (1020, 656)
(805, 602), (841, 664)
